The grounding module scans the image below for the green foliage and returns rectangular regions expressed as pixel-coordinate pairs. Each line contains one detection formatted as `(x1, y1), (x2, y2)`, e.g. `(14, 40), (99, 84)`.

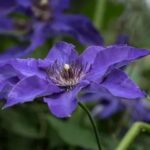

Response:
(48, 116), (98, 150)
(1, 0), (150, 150)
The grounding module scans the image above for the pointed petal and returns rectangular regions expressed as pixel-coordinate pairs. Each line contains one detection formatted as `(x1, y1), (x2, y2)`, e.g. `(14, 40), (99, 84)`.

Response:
(51, 0), (71, 12)
(79, 46), (104, 66)
(0, 46), (28, 61)
(101, 69), (145, 99)
(4, 76), (60, 108)
(0, 0), (16, 16)
(46, 41), (78, 63)
(88, 45), (150, 81)
(23, 23), (47, 56)
(52, 14), (104, 45)
(0, 77), (19, 99)
(0, 17), (14, 33)
(0, 63), (20, 80)
(44, 83), (87, 118)
(8, 58), (45, 78)
(16, 0), (31, 7)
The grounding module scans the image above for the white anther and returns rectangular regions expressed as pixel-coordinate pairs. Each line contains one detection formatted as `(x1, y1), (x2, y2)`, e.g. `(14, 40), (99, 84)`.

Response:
(40, 0), (48, 5)
(64, 64), (70, 70)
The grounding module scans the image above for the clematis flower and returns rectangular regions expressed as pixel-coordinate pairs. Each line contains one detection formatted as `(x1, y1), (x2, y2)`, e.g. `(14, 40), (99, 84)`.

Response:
(0, 0), (103, 58)
(0, 41), (150, 118)
(90, 95), (150, 122)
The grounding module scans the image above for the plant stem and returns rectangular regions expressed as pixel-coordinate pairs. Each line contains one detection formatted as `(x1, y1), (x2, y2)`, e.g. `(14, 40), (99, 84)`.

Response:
(78, 102), (102, 150)
(94, 0), (106, 30)
(116, 122), (150, 150)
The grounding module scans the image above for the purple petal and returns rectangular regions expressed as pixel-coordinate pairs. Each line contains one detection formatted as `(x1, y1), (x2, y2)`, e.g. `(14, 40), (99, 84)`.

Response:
(79, 46), (104, 66)
(87, 45), (150, 81)
(92, 97), (121, 119)
(0, 23), (46, 58)
(101, 69), (145, 99)
(0, 77), (19, 99)
(0, 17), (14, 32)
(44, 83), (87, 118)
(0, 0), (16, 15)
(80, 82), (118, 102)
(0, 58), (46, 79)
(0, 81), (12, 99)
(8, 59), (45, 78)
(52, 15), (104, 45)
(0, 63), (21, 81)
(51, 0), (71, 12)
(16, 0), (31, 7)
(23, 23), (48, 56)
(80, 82), (123, 118)
(46, 41), (78, 63)
(4, 76), (60, 108)
(0, 46), (28, 61)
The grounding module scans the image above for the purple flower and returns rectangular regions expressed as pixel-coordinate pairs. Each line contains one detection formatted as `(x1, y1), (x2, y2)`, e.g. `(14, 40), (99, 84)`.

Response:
(85, 92), (150, 122)
(0, 42), (150, 118)
(0, 0), (103, 58)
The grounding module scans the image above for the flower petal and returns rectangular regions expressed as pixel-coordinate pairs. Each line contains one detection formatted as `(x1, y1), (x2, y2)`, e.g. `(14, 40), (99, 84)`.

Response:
(0, 77), (19, 99)
(4, 76), (61, 108)
(16, 0), (31, 7)
(52, 14), (104, 45)
(0, 0), (16, 15)
(101, 69), (145, 99)
(44, 83), (87, 118)
(79, 46), (104, 66)
(88, 45), (150, 81)
(80, 82), (117, 102)
(0, 17), (14, 32)
(23, 23), (48, 56)
(51, 0), (71, 12)
(46, 41), (78, 63)
(0, 46), (28, 61)
(0, 63), (20, 80)
(2, 58), (47, 79)
(92, 97), (121, 119)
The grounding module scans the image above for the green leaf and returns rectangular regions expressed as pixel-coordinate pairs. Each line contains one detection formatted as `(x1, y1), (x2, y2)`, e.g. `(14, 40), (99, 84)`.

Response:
(103, 1), (124, 30)
(48, 116), (98, 150)
(0, 107), (45, 139)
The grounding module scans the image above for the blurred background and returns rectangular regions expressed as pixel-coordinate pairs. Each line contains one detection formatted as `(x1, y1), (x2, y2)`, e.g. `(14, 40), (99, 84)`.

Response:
(0, 0), (150, 149)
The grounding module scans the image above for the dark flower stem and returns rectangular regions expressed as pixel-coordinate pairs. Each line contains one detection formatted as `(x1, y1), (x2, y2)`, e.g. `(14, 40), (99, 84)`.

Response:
(116, 122), (150, 150)
(78, 102), (102, 150)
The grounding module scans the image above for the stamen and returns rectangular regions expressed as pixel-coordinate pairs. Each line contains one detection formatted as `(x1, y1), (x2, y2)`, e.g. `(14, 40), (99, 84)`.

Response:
(32, 0), (52, 21)
(40, 0), (48, 5)
(64, 64), (70, 71)
(46, 61), (88, 90)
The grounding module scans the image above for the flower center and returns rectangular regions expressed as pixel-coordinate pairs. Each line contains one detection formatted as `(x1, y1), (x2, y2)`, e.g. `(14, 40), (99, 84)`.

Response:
(47, 61), (87, 89)
(32, 0), (53, 21)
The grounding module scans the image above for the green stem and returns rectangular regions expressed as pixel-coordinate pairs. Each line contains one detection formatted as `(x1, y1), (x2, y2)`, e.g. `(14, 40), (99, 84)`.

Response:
(116, 122), (150, 150)
(78, 102), (102, 150)
(94, 0), (106, 30)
